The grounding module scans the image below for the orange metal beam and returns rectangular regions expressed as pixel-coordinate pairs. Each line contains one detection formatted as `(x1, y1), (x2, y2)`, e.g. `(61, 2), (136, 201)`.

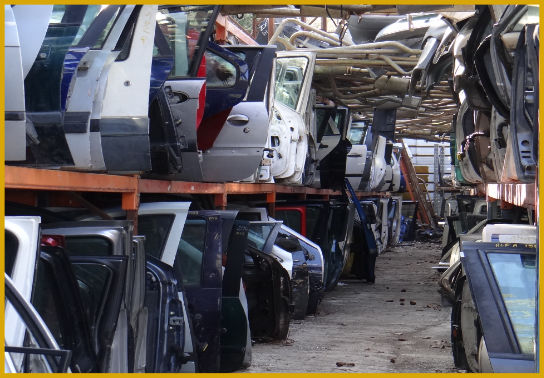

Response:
(139, 179), (224, 194)
(215, 14), (258, 45)
(5, 166), (138, 193)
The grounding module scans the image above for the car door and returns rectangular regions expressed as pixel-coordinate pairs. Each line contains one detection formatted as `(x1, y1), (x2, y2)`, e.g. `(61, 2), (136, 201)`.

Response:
(61, 5), (136, 170)
(268, 51), (316, 180)
(317, 107), (352, 190)
(31, 245), (98, 372)
(345, 121), (369, 190)
(95, 5), (157, 173)
(460, 242), (536, 373)
(174, 212), (223, 372)
(41, 221), (136, 373)
(200, 46), (276, 182)
(5, 216), (42, 361)
(145, 256), (188, 373)
(22, 5), (98, 167)
(5, 5), (27, 161)
(5, 4), (52, 161)
(220, 219), (252, 372)
(149, 6), (219, 178)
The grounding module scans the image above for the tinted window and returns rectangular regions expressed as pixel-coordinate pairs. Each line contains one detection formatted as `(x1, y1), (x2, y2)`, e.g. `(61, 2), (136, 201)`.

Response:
(487, 253), (536, 355)
(64, 236), (112, 256)
(247, 223), (275, 251)
(174, 219), (206, 286)
(155, 6), (216, 78)
(32, 261), (64, 346)
(275, 209), (302, 234)
(5, 230), (18, 277)
(274, 56), (309, 109)
(205, 50), (237, 88)
(306, 206), (322, 239)
(71, 263), (113, 333)
(138, 214), (175, 259)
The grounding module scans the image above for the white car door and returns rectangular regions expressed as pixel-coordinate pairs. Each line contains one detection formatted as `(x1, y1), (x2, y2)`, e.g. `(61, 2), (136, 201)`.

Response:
(4, 216), (41, 358)
(95, 5), (157, 173)
(4, 6), (26, 161)
(64, 5), (136, 170)
(268, 51), (316, 181)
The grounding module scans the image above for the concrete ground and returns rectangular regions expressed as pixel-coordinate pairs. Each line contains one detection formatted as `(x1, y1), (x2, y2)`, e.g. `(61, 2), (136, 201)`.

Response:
(243, 241), (459, 373)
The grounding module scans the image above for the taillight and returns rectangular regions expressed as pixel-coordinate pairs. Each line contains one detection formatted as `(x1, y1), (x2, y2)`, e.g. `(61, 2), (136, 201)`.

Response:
(41, 234), (65, 248)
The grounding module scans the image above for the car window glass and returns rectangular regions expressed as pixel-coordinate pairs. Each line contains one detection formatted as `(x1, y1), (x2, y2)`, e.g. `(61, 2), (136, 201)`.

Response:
(306, 206), (322, 239)
(73, 6), (123, 49)
(31, 260), (65, 347)
(138, 214), (175, 259)
(316, 109), (340, 143)
(348, 127), (366, 144)
(174, 219), (206, 286)
(274, 56), (309, 110)
(247, 223), (275, 251)
(205, 50), (237, 88)
(5, 230), (18, 277)
(71, 263), (113, 335)
(487, 252), (536, 355)
(24, 5), (99, 112)
(155, 6), (215, 78)
(64, 236), (112, 256)
(275, 210), (302, 234)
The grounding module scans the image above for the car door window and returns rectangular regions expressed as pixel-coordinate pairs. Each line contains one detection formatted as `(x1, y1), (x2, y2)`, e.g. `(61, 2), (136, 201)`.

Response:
(138, 214), (175, 259)
(155, 6), (216, 78)
(247, 223), (275, 251)
(71, 263), (113, 337)
(275, 210), (302, 234)
(205, 50), (237, 87)
(64, 236), (112, 256)
(274, 56), (309, 110)
(31, 260), (65, 348)
(174, 219), (206, 286)
(487, 252), (536, 355)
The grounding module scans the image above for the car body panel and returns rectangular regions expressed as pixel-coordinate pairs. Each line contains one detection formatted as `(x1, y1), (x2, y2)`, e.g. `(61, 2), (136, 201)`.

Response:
(5, 5), (28, 161)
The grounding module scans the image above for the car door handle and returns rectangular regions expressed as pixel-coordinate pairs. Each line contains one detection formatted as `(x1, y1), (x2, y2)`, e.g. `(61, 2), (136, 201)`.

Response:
(227, 114), (249, 125)
(348, 154), (364, 158)
(319, 143), (329, 148)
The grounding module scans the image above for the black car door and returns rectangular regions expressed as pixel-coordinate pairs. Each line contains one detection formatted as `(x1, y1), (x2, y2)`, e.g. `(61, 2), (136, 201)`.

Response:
(31, 246), (97, 372)
(145, 256), (189, 372)
(173, 212), (223, 372)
